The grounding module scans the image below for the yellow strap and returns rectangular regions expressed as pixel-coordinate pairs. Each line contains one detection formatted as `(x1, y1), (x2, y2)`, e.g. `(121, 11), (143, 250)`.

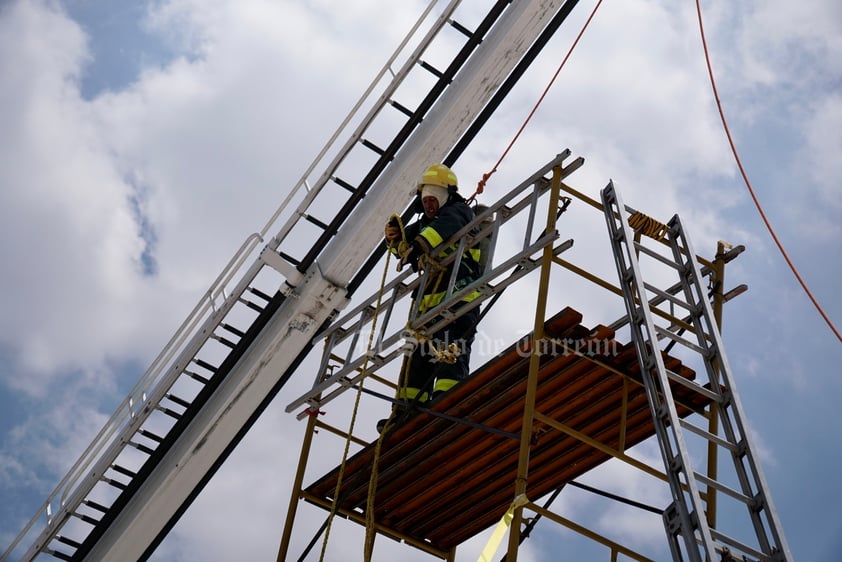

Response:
(628, 210), (668, 241)
(476, 494), (530, 562)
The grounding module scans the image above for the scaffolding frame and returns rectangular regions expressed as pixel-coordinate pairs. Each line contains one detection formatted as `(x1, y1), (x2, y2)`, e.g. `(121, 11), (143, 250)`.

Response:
(277, 154), (788, 561)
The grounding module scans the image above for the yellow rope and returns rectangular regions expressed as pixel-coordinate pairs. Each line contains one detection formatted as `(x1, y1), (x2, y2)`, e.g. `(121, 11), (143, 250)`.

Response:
(363, 354), (413, 557)
(365, 215), (443, 559)
(366, 331), (427, 557)
(319, 239), (393, 562)
(388, 213), (412, 265)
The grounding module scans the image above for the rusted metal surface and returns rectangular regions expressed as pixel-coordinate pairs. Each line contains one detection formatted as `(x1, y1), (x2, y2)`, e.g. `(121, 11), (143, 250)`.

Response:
(303, 307), (709, 553)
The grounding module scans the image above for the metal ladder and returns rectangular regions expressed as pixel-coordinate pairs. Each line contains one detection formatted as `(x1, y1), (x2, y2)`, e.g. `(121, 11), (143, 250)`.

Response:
(601, 182), (792, 562)
(2, 2), (533, 559)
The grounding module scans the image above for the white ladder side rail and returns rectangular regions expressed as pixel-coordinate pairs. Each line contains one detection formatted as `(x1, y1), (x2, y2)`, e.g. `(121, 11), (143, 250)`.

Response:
(12, 8), (462, 536)
(7, 1), (579, 558)
(2, 4), (464, 558)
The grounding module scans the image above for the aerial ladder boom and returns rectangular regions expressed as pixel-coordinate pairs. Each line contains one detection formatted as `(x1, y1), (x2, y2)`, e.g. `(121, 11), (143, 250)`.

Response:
(3, 1), (581, 560)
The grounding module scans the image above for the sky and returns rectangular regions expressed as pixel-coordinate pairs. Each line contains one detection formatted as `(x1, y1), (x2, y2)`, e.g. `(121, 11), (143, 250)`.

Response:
(0, 0), (840, 561)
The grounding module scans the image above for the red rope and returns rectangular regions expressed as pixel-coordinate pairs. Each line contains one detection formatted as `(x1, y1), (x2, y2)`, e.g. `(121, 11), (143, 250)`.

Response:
(467, 0), (605, 204)
(696, 0), (841, 344)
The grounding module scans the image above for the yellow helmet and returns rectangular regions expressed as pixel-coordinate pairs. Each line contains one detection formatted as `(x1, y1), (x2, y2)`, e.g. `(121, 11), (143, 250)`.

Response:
(417, 164), (458, 191)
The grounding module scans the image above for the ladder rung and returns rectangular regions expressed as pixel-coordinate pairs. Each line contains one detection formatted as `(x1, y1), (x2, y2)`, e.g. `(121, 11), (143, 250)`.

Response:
(211, 333), (237, 349)
(655, 325), (708, 355)
(138, 428), (164, 443)
(419, 59), (444, 78)
(184, 369), (210, 385)
(45, 548), (72, 561)
(55, 535), (82, 549)
(238, 296), (265, 314)
(642, 281), (693, 312)
(248, 286), (273, 302)
(390, 99), (414, 117)
(192, 358), (218, 374)
(72, 511), (100, 526)
(664, 369), (723, 403)
(693, 472), (756, 507)
(448, 18), (473, 37)
(110, 463), (137, 479)
(678, 418), (739, 453)
(129, 439), (157, 455)
(155, 406), (181, 421)
(221, 322), (246, 339)
(279, 251), (300, 266)
(633, 240), (682, 270)
(360, 138), (386, 156)
(83, 499), (109, 513)
(709, 528), (768, 562)
(165, 393), (191, 409)
(332, 176), (357, 193)
(304, 213), (329, 230)
(102, 477), (127, 491)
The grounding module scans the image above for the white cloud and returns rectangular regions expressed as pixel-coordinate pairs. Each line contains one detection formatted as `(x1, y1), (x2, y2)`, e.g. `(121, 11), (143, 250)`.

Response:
(803, 94), (842, 216)
(0, 1), (156, 390)
(2, 0), (841, 560)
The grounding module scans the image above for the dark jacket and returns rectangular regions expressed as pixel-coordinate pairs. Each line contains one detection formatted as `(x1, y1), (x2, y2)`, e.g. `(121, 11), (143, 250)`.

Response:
(391, 195), (481, 312)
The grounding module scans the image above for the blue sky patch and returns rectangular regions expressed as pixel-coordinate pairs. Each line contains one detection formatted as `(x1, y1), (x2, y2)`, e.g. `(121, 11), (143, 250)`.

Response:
(64, 1), (176, 100)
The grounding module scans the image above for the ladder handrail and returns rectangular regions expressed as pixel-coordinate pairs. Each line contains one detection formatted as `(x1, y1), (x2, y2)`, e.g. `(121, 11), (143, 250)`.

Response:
(260, 0), (462, 252)
(10, 228), (274, 561)
(2, 229), (265, 560)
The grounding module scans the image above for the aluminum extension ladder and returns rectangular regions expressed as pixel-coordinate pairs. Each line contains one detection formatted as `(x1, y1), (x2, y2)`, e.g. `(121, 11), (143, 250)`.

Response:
(601, 182), (792, 562)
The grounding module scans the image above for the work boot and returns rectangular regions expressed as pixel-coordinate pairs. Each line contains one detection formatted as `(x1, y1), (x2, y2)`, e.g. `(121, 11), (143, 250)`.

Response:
(375, 417), (391, 434)
(376, 405), (410, 434)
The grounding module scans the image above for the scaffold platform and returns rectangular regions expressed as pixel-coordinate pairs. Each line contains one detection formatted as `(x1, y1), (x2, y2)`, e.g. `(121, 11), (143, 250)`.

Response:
(302, 306), (709, 554)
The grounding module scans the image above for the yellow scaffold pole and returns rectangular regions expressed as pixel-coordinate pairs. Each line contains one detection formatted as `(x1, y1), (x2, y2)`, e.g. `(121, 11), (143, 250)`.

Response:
(505, 165), (564, 560)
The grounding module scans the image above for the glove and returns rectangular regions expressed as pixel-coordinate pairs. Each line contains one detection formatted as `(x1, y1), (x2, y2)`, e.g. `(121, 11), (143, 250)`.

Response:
(384, 225), (400, 243)
(384, 216), (401, 245)
(398, 240), (421, 272)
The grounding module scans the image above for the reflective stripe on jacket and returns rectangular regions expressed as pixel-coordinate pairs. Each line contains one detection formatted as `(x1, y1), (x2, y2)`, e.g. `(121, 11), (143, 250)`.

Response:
(390, 198), (481, 312)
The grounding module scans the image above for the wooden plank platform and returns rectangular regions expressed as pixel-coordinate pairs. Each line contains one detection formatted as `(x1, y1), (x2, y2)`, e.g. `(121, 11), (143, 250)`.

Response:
(303, 307), (709, 554)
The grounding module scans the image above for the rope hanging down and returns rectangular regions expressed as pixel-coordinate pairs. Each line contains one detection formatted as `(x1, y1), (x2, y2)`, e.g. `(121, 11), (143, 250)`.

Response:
(362, 216), (456, 559)
(466, 0), (604, 204)
(696, 0), (841, 344)
(318, 240), (395, 562)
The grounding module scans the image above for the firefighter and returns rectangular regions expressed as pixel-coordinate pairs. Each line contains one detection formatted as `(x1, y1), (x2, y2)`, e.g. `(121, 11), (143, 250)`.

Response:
(379, 164), (482, 431)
